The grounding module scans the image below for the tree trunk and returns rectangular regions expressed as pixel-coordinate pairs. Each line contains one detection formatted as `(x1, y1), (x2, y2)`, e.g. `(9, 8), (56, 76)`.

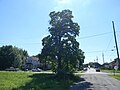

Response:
(56, 35), (63, 75)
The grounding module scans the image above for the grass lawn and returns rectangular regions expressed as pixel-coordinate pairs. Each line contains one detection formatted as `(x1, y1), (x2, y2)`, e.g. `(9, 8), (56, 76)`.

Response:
(110, 74), (120, 81)
(0, 71), (80, 90)
(101, 69), (120, 73)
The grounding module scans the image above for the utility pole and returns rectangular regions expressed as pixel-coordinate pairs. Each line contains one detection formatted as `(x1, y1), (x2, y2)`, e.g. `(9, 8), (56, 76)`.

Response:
(112, 21), (120, 70)
(102, 53), (105, 64)
(96, 56), (98, 63)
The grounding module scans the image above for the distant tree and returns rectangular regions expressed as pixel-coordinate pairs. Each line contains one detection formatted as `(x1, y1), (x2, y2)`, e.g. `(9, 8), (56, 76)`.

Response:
(0, 45), (28, 70)
(41, 9), (85, 75)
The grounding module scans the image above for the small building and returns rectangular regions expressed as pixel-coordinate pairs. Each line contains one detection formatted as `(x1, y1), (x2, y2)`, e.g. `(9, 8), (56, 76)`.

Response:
(25, 57), (40, 70)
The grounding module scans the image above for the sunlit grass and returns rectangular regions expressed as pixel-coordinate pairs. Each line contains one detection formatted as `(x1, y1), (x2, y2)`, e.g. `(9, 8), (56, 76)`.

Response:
(110, 74), (120, 81)
(101, 69), (120, 73)
(0, 71), (81, 90)
(0, 71), (33, 90)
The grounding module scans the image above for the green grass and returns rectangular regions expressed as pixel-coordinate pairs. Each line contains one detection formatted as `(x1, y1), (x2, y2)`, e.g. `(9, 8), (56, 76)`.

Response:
(101, 69), (120, 73)
(0, 71), (33, 90)
(110, 74), (120, 81)
(44, 70), (53, 72)
(0, 71), (80, 90)
(76, 70), (83, 73)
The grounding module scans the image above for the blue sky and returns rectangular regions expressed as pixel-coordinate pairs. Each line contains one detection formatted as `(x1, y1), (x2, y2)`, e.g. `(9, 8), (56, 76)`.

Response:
(0, 0), (120, 64)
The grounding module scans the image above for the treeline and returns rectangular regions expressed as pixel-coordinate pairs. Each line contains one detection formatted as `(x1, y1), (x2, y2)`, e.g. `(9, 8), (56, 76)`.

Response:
(0, 45), (28, 70)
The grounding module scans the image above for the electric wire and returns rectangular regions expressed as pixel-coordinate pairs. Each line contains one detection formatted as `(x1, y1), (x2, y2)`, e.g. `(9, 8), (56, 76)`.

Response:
(104, 37), (113, 53)
(77, 32), (112, 39)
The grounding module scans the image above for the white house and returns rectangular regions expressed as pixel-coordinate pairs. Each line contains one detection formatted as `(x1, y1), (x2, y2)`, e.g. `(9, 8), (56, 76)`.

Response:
(25, 57), (40, 70)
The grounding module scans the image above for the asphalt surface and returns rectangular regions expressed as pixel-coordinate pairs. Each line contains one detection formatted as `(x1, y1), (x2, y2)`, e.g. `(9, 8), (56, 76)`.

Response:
(69, 68), (120, 90)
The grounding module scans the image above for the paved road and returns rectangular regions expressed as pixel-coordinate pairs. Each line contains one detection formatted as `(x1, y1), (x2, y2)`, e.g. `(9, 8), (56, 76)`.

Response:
(69, 68), (120, 90)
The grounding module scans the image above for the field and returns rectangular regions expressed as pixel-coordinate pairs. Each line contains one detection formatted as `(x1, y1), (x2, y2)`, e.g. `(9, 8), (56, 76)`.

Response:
(0, 71), (80, 90)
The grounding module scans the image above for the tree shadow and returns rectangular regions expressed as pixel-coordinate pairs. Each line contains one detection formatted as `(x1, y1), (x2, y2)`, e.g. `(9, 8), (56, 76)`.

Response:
(12, 73), (80, 90)
(69, 78), (93, 90)
(12, 73), (56, 90)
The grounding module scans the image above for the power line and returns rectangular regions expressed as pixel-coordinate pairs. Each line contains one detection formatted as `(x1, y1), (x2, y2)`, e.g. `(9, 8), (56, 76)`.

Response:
(107, 51), (116, 60)
(0, 32), (112, 45)
(85, 49), (113, 53)
(0, 42), (41, 45)
(77, 32), (112, 39)
(104, 37), (113, 53)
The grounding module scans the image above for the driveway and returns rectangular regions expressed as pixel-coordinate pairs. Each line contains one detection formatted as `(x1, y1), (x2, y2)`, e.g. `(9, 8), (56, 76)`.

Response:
(69, 68), (120, 90)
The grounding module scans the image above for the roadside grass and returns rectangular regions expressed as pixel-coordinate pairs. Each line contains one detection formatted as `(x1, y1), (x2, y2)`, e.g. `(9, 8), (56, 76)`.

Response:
(101, 69), (120, 73)
(110, 74), (120, 81)
(0, 71), (81, 90)
(44, 70), (53, 72)
(76, 70), (84, 73)
(0, 71), (33, 90)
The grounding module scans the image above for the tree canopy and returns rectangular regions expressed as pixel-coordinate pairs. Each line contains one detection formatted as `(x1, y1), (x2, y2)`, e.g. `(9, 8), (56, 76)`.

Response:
(0, 45), (28, 70)
(41, 9), (85, 75)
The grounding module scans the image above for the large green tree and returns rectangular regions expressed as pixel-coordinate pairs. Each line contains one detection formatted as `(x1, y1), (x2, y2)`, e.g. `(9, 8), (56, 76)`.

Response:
(41, 9), (85, 75)
(0, 45), (28, 70)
